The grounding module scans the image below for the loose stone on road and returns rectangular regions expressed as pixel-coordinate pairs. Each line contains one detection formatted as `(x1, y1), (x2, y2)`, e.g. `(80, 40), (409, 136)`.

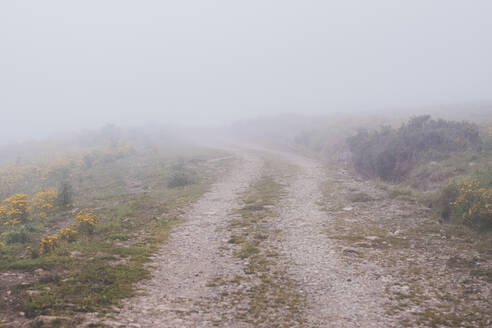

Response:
(114, 151), (261, 328)
(108, 147), (393, 327)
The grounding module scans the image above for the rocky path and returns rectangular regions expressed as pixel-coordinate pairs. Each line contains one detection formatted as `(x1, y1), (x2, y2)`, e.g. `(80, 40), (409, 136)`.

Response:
(112, 151), (262, 327)
(106, 146), (432, 328)
(274, 151), (392, 327)
(105, 147), (393, 328)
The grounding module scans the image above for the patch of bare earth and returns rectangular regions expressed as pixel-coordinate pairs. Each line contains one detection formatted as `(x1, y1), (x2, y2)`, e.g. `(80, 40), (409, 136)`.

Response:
(106, 151), (262, 327)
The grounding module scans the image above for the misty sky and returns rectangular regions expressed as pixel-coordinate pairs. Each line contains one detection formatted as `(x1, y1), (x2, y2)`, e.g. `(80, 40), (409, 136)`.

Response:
(1, 1), (491, 142)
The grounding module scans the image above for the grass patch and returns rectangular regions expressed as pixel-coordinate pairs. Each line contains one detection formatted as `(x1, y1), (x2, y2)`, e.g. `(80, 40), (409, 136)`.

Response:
(236, 243), (260, 259)
(0, 148), (227, 320)
(23, 262), (148, 317)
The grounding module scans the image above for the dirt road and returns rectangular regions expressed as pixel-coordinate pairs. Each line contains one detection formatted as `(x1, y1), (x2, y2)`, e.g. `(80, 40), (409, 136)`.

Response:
(107, 147), (389, 327)
(106, 146), (491, 327)
(113, 151), (262, 327)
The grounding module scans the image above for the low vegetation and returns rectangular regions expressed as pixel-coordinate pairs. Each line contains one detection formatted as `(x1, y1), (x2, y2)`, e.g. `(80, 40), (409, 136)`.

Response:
(347, 115), (481, 182)
(0, 128), (227, 325)
(293, 114), (492, 230)
(440, 170), (492, 228)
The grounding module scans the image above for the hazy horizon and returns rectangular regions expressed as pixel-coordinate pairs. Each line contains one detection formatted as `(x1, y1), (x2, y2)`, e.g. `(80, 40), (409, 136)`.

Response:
(2, 1), (492, 143)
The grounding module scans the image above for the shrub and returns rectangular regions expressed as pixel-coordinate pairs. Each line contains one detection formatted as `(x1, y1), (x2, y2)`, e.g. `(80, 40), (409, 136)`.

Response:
(167, 159), (198, 188)
(58, 226), (78, 242)
(440, 170), (492, 228)
(2, 193), (30, 223)
(30, 188), (58, 218)
(75, 208), (97, 234)
(168, 172), (196, 188)
(40, 234), (59, 253)
(39, 225), (78, 253)
(347, 116), (481, 182)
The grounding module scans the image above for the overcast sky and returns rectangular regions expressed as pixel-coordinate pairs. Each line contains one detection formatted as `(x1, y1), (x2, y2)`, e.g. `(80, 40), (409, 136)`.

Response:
(1, 1), (491, 142)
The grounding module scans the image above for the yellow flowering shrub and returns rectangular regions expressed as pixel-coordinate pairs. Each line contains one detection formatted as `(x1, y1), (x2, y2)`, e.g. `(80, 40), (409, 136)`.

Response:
(40, 234), (59, 253)
(39, 225), (79, 252)
(58, 226), (78, 242)
(30, 188), (58, 218)
(75, 208), (97, 234)
(442, 177), (492, 227)
(2, 193), (30, 223)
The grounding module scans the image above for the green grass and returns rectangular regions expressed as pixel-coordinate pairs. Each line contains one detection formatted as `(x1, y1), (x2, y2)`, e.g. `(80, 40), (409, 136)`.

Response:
(23, 262), (148, 317)
(0, 148), (228, 321)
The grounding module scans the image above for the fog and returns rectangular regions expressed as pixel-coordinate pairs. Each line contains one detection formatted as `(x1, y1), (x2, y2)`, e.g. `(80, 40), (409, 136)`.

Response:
(1, 1), (491, 143)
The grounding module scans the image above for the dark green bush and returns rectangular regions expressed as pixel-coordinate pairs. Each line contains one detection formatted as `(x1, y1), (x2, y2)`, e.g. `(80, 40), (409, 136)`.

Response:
(167, 171), (196, 188)
(347, 115), (481, 182)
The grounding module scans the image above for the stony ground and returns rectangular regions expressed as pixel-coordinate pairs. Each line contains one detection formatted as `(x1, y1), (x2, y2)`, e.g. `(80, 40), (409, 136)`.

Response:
(274, 150), (394, 327)
(107, 151), (263, 328)
(86, 146), (491, 328)
(321, 165), (492, 327)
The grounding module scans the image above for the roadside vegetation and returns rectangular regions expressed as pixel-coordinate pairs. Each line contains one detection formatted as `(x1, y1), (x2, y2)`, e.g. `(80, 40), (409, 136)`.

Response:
(292, 114), (492, 229)
(287, 113), (492, 327)
(0, 126), (227, 327)
(346, 116), (481, 182)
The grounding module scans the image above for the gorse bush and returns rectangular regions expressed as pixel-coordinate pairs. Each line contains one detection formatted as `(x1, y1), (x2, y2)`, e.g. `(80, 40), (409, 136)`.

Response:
(1, 193), (30, 223)
(440, 170), (492, 228)
(30, 188), (58, 218)
(40, 234), (59, 253)
(38, 209), (96, 253)
(347, 115), (481, 182)
(58, 226), (78, 242)
(75, 208), (97, 234)
(0, 188), (75, 249)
